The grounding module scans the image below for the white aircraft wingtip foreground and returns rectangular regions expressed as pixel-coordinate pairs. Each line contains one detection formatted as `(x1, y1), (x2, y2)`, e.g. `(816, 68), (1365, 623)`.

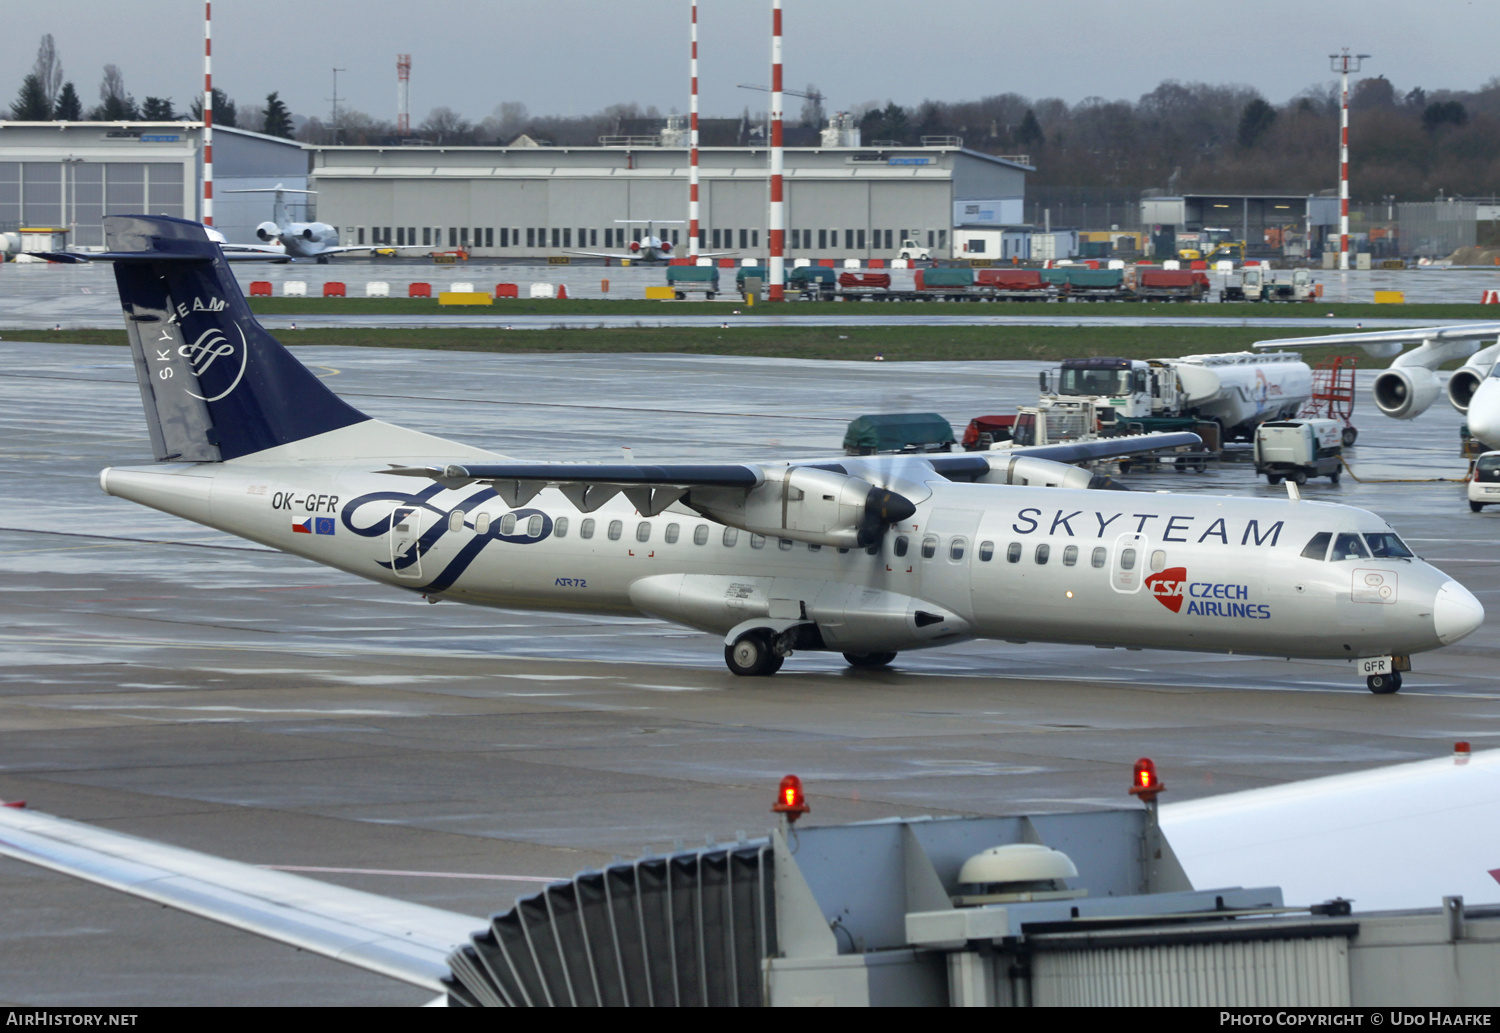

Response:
(0, 747), (1494, 1002)
(92, 214), (1481, 687)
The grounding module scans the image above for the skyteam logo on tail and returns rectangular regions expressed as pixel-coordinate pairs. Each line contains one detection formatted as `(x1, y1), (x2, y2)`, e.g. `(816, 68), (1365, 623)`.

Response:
(180, 324), (249, 402)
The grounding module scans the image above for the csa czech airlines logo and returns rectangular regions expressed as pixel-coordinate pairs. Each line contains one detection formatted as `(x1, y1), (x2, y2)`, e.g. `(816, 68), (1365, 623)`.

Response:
(1146, 567), (1187, 613)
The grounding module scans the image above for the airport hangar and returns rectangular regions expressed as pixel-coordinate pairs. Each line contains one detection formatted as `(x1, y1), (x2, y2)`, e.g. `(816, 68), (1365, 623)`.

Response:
(0, 121), (1032, 262)
(0, 120), (308, 249)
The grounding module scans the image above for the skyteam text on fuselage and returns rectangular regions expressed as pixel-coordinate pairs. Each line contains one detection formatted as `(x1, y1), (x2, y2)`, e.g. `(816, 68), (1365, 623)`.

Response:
(93, 215), (1484, 690)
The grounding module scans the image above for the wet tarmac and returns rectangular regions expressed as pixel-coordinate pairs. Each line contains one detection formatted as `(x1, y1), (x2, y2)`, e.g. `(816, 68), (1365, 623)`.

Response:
(4, 258), (1500, 330)
(0, 340), (1495, 1005)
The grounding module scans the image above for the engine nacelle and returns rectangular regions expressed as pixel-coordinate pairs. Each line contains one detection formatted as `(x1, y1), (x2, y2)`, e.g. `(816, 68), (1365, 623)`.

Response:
(689, 467), (915, 548)
(1448, 365), (1488, 414)
(982, 454), (1097, 490)
(1372, 367), (1441, 420)
(255, 221), (280, 242)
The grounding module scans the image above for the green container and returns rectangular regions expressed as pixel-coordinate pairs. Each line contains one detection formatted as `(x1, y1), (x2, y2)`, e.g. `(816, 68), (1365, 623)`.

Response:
(1065, 268), (1124, 288)
(735, 266), (768, 287)
(842, 412), (956, 455)
(790, 266), (835, 285)
(667, 266), (719, 284)
(920, 268), (974, 288)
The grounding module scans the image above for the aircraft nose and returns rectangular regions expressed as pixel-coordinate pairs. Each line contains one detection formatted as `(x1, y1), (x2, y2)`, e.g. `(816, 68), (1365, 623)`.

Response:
(1434, 580), (1485, 645)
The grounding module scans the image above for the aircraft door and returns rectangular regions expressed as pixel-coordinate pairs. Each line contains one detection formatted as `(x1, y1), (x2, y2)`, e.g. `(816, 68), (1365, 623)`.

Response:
(1110, 531), (1147, 593)
(390, 505), (424, 579)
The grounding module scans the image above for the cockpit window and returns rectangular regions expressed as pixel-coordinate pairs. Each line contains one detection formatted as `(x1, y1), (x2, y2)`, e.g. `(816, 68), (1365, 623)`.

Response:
(1300, 532), (1332, 561)
(1364, 533), (1414, 559)
(1331, 533), (1369, 560)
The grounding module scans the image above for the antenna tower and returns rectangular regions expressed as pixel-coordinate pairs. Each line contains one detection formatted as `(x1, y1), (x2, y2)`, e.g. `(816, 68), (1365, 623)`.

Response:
(397, 54), (412, 135)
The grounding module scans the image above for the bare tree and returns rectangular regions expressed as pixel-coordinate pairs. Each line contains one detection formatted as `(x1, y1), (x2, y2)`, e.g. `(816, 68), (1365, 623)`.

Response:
(31, 34), (63, 112)
(418, 106), (474, 144)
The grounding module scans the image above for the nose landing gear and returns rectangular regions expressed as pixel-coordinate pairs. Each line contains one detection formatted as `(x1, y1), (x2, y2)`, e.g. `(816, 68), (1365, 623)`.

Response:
(1367, 671), (1403, 694)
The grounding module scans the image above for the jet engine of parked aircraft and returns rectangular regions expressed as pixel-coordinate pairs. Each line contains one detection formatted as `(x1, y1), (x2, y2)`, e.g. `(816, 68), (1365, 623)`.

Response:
(1372, 366), (1442, 419)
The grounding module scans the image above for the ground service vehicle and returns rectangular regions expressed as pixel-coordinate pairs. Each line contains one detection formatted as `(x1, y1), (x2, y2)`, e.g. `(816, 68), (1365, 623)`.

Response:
(1137, 270), (1210, 302)
(843, 413), (956, 455)
(898, 237), (931, 261)
(1469, 450), (1500, 511)
(1255, 419), (1344, 485)
(667, 265), (719, 299)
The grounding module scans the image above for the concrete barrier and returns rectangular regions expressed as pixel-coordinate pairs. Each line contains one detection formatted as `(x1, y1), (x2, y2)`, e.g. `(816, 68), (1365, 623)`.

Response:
(322, 282), (346, 297)
(867, 259), (886, 269)
(695, 257), (713, 267)
(282, 281), (306, 297)
(408, 282), (432, 298)
(1214, 260), (1235, 273)
(249, 281), (272, 297)
(450, 282), (474, 293)
(1162, 260), (1181, 270)
(364, 281), (390, 297)
(741, 258), (758, 267)
(891, 259), (909, 270)
(792, 258), (811, 268)
(529, 282), (555, 298)
(495, 283), (519, 298)
(1108, 259), (1125, 270)
(843, 258), (861, 269)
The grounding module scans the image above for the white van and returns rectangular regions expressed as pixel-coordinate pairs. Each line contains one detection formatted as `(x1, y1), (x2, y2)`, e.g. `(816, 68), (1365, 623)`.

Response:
(1468, 450), (1500, 511)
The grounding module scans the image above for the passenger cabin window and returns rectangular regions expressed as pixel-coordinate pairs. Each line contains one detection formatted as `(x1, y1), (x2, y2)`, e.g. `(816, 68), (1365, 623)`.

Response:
(665, 523), (680, 544)
(808, 543), (821, 552)
(1301, 532), (1332, 561)
(528, 515), (543, 536)
(750, 534), (766, 549)
(1035, 544), (1050, 565)
(1120, 548), (1137, 570)
(448, 510), (465, 533)
(693, 525), (709, 545)
(475, 513), (492, 534)
(1007, 542), (1022, 563)
(500, 513), (517, 535)
(580, 518), (595, 539)
(723, 527), (739, 547)
(921, 536), (937, 559)
(1091, 547), (1107, 568)
(979, 541), (994, 562)
(1365, 533), (1414, 558)
(636, 522), (651, 542)
(607, 520), (623, 541)
(779, 538), (794, 551)
(1150, 550), (1166, 572)
(949, 538), (966, 561)
(894, 536), (909, 558)
(1331, 533), (1368, 560)
(554, 516), (569, 538)
(1063, 545), (1078, 567)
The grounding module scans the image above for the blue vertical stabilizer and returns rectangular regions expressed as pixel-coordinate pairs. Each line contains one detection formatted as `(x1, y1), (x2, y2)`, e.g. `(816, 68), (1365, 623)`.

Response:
(104, 214), (369, 461)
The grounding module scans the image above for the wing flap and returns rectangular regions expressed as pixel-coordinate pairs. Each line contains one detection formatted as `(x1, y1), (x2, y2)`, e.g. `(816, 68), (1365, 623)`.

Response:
(0, 806), (483, 993)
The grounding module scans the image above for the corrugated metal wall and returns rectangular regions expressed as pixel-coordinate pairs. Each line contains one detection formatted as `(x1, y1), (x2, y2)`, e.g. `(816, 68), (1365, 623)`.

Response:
(1032, 936), (1352, 1006)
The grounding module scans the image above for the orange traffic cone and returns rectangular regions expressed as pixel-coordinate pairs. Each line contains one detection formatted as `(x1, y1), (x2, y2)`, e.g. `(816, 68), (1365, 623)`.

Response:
(556, 284), (569, 299)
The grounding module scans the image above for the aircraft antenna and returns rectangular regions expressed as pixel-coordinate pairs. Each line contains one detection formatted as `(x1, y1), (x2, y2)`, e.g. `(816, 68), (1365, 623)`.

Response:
(1330, 49), (1370, 272)
(688, 1), (700, 258)
(768, 0), (785, 301)
(202, 2), (213, 226)
(397, 54), (411, 136)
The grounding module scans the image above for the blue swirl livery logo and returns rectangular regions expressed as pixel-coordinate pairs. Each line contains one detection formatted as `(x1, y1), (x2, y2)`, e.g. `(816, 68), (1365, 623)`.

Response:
(181, 325), (249, 402)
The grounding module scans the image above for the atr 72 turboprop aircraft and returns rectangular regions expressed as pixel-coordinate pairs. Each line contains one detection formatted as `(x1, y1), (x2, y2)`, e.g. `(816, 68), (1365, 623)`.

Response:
(94, 216), (1483, 691)
(1256, 323), (1500, 450)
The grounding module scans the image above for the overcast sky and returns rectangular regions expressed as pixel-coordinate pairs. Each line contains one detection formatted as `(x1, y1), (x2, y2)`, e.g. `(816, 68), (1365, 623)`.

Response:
(5, 1), (1499, 126)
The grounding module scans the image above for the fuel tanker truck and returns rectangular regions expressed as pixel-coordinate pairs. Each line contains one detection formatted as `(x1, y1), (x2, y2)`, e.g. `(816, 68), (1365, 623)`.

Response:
(1038, 352), (1312, 443)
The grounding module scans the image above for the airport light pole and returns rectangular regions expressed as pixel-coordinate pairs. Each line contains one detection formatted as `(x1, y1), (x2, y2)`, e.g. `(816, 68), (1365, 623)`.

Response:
(688, 0), (700, 258)
(768, 0), (785, 301)
(202, 2), (213, 226)
(1330, 49), (1370, 271)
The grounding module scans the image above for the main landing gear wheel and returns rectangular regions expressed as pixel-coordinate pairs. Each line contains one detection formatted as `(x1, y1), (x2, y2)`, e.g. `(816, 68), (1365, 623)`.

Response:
(843, 651), (898, 669)
(726, 632), (781, 677)
(1367, 671), (1403, 694)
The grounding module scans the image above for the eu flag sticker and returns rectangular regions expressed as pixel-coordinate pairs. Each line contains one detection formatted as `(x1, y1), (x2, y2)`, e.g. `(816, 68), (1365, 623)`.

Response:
(315, 517), (336, 535)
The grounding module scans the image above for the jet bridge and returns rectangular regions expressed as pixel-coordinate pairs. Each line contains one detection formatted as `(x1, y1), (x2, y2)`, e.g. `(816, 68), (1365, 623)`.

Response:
(444, 805), (1488, 1008)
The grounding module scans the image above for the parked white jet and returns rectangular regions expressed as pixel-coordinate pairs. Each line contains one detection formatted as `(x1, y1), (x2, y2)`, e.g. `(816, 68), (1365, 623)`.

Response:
(94, 216), (1481, 690)
(1255, 323), (1500, 450)
(222, 184), (430, 263)
(565, 219), (736, 263)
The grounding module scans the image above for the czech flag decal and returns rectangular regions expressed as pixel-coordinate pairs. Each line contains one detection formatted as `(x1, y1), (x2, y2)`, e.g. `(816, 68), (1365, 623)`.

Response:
(292, 519), (313, 534)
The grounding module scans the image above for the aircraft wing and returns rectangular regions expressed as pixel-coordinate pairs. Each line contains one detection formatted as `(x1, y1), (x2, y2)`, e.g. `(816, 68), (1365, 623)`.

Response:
(562, 250), (739, 260)
(0, 804), (483, 994)
(1161, 747), (1500, 912)
(1007, 431), (1204, 465)
(1255, 323), (1500, 361)
(317, 244), (433, 256)
(26, 247), (289, 264)
(384, 461), (762, 514)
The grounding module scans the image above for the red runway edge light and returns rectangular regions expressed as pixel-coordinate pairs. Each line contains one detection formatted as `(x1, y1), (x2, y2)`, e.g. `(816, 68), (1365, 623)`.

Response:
(1129, 757), (1165, 803)
(772, 774), (809, 822)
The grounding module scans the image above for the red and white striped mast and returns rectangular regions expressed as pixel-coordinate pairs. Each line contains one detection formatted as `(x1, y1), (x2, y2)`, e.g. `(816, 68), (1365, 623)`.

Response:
(202, 1), (213, 225)
(688, 0), (700, 258)
(397, 54), (412, 135)
(767, 0), (785, 301)
(1330, 49), (1369, 272)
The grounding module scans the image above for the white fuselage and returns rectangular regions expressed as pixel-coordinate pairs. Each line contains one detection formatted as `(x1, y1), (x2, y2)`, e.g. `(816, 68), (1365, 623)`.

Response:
(273, 222), (341, 258)
(99, 430), (1478, 665)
